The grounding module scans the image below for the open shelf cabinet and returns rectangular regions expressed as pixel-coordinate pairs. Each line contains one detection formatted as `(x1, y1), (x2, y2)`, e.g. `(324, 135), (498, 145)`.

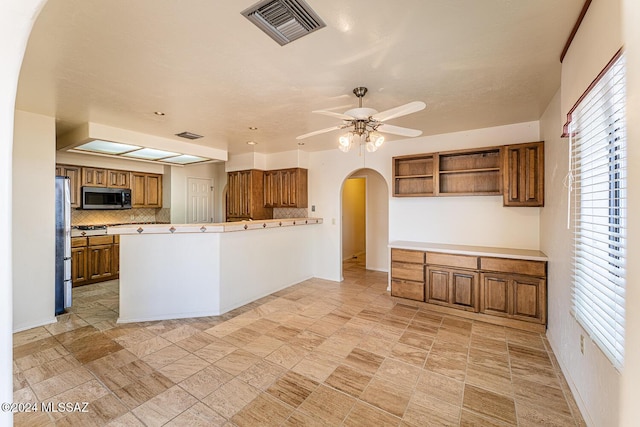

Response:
(393, 154), (436, 197)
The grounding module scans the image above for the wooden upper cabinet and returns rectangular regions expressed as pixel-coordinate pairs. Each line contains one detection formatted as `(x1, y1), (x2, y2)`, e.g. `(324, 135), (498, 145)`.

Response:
(262, 168), (308, 208)
(107, 170), (131, 189)
(56, 164), (81, 208)
(503, 141), (544, 207)
(82, 167), (108, 187)
(227, 169), (272, 221)
(131, 172), (163, 208)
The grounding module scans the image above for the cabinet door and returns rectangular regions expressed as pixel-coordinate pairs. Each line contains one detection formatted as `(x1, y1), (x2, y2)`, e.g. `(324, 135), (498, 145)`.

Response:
(131, 173), (147, 207)
(503, 142), (544, 207)
(82, 167), (108, 187)
(71, 247), (88, 287)
(108, 170), (130, 188)
(426, 267), (449, 305)
(57, 165), (82, 208)
(88, 244), (114, 280)
(512, 276), (546, 323)
(281, 169), (294, 206)
(480, 273), (510, 317)
(426, 267), (479, 311)
(263, 171), (279, 207)
(145, 174), (162, 207)
(451, 270), (479, 311)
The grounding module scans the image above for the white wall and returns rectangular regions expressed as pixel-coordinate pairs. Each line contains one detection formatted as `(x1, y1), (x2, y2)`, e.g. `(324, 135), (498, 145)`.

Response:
(167, 162), (221, 223)
(540, 2), (624, 426)
(309, 121), (541, 281)
(342, 178), (366, 260)
(620, 0), (640, 424)
(12, 111), (57, 332)
(2, 2), (47, 422)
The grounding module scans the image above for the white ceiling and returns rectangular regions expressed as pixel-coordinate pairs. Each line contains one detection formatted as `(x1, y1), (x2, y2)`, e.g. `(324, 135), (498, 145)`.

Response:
(16, 0), (584, 156)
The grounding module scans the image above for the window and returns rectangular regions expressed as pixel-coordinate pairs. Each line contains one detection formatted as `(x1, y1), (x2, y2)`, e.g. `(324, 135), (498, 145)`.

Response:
(570, 52), (626, 370)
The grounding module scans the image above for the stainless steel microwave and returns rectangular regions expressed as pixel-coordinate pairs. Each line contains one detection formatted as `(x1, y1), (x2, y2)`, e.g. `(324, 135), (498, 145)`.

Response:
(81, 186), (132, 210)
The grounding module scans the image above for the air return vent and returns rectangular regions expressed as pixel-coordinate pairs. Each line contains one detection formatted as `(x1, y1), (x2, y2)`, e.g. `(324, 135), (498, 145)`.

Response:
(175, 131), (203, 140)
(241, 0), (326, 46)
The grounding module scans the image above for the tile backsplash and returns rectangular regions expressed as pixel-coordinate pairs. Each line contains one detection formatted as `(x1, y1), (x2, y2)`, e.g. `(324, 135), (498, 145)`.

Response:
(71, 208), (167, 226)
(273, 207), (309, 218)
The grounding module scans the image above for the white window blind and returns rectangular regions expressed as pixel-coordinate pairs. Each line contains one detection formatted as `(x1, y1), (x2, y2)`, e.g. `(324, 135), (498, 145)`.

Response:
(570, 52), (626, 370)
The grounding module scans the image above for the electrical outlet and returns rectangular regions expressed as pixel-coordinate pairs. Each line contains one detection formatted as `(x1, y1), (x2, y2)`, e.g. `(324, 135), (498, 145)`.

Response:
(580, 335), (585, 354)
(311, 205), (315, 212)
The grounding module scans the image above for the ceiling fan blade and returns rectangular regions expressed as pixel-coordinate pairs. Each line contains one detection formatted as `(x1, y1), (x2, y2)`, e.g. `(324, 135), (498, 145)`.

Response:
(312, 110), (354, 120)
(372, 101), (426, 122)
(377, 124), (423, 137)
(296, 125), (344, 140)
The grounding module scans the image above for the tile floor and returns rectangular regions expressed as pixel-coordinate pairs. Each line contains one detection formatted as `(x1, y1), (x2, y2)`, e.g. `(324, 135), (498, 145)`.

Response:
(12, 257), (586, 426)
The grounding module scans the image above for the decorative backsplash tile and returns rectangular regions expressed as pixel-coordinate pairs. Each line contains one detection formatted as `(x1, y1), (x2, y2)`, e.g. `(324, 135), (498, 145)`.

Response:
(71, 208), (163, 226)
(155, 208), (171, 224)
(273, 207), (309, 218)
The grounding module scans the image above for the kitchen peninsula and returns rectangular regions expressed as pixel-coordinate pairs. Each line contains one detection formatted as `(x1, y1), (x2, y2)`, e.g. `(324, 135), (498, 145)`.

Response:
(108, 218), (322, 323)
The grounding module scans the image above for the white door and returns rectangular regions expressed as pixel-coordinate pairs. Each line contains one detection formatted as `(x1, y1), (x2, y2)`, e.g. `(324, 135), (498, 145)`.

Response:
(187, 178), (214, 223)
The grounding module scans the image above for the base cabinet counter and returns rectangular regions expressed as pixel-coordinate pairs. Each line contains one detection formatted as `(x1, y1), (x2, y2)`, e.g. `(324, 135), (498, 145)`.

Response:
(389, 241), (547, 332)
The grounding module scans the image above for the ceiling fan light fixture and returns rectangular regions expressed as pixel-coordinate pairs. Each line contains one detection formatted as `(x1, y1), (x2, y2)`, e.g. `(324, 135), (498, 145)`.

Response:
(365, 141), (377, 152)
(370, 132), (385, 147)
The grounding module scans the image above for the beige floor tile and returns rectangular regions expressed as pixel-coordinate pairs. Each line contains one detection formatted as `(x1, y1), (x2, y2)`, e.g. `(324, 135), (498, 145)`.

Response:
(157, 353), (210, 383)
(360, 377), (412, 418)
(113, 371), (175, 409)
(265, 344), (309, 369)
(403, 394), (461, 427)
(141, 344), (190, 370)
(516, 401), (579, 427)
(22, 354), (81, 385)
(164, 402), (227, 427)
(237, 359), (286, 390)
(291, 350), (343, 383)
(179, 365), (233, 399)
(201, 378), (260, 419)
(242, 334), (285, 357)
(414, 370), (464, 407)
(267, 371), (319, 408)
(512, 376), (573, 418)
(214, 349), (261, 376)
(460, 409), (513, 426)
(104, 412), (146, 426)
(159, 324), (201, 343)
(325, 364), (373, 397)
(344, 401), (401, 426)
(221, 327), (262, 347)
(231, 393), (294, 426)
(390, 342), (428, 367)
(13, 326), (54, 347)
(173, 331), (218, 353)
(282, 409), (330, 426)
(31, 366), (94, 400)
(298, 384), (356, 425)
(126, 336), (172, 359)
(131, 385), (197, 427)
(462, 384), (517, 425)
(375, 358), (422, 389)
(194, 338), (238, 363)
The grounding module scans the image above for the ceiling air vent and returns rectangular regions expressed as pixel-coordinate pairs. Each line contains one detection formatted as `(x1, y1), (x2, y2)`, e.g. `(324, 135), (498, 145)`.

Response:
(241, 0), (326, 46)
(175, 131), (203, 140)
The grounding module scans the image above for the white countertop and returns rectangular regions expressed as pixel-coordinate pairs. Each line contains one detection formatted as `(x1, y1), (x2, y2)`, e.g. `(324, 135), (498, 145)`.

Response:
(107, 217), (323, 235)
(389, 240), (548, 261)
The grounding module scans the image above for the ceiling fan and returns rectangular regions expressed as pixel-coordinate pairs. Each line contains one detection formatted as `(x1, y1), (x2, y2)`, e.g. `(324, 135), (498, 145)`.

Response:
(296, 87), (426, 152)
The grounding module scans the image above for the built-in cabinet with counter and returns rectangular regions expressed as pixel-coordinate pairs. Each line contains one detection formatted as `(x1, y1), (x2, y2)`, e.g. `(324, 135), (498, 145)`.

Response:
(70, 235), (120, 286)
(390, 242), (547, 332)
(392, 141), (544, 206)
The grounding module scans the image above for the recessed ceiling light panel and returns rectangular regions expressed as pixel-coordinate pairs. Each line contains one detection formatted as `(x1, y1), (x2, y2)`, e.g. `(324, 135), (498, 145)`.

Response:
(161, 154), (210, 165)
(75, 140), (141, 154)
(122, 148), (180, 160)
(246, 141), (258, 145)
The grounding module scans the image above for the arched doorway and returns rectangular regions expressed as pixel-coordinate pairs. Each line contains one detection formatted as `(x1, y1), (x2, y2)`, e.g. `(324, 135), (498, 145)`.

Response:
(340, 168), (389, 278)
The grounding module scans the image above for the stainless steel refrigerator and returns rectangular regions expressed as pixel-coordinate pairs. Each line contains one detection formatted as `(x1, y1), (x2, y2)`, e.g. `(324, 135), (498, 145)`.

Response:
(55, 176), (72, 315)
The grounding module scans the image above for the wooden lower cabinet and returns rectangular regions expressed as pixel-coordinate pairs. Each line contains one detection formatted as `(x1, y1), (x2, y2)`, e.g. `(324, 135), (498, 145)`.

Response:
(71, 247), (88, 287)
(426, 266), (478, 312)
(71, 236), (119, 286)
(480, 272), (546, 324)
(390, 247), (547, 332)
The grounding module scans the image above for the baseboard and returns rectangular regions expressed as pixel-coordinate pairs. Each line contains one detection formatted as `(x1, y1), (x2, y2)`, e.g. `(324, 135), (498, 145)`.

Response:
(13, 317), (57, 333)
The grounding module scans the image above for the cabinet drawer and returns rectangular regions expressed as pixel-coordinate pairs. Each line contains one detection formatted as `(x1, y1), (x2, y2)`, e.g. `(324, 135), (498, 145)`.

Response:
(426, 252), (477, 270)
(391, 280), (425, 301)
(480, 257), (546, 277)
(88, 235), (114, 246)
(391, 249), (425, 264)
(391, 262), (425, 282)
(71, 237), (88, 248)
